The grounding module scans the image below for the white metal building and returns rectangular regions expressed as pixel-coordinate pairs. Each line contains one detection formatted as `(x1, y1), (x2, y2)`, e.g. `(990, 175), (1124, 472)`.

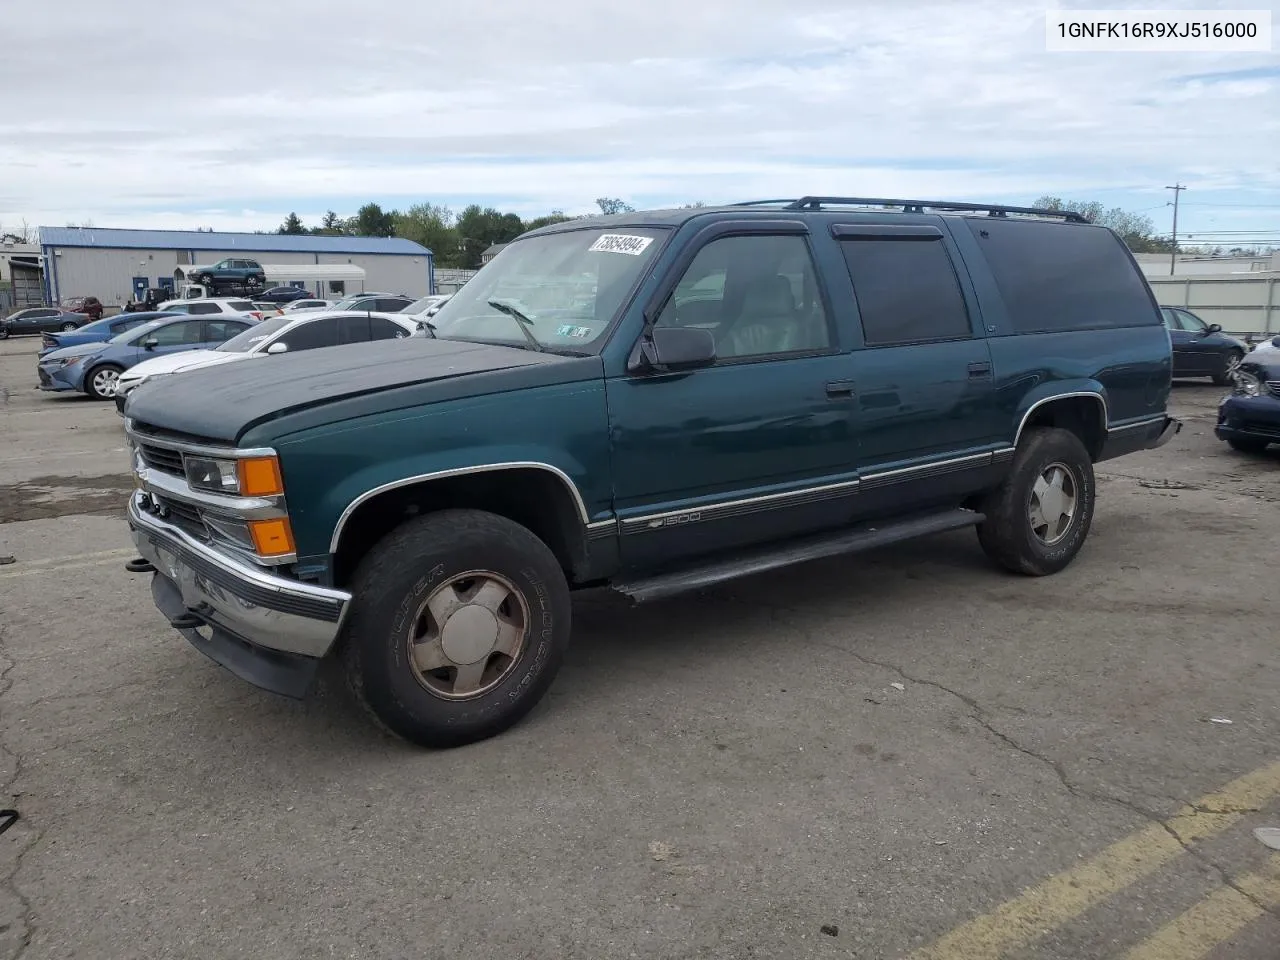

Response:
(38, 227), (434, 306)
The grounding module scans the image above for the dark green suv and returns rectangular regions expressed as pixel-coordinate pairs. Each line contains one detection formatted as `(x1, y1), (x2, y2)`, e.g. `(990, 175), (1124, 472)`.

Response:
(121, 196), (1179, 748)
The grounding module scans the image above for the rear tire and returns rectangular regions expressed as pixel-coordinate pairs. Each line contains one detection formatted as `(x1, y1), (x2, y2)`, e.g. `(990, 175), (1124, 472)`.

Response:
(976, 427), (1096, 576)
(60, 321), (78, 331)
(1227, 436), (1270, 454)
(1212, 349), (1243, 387)
(0, 326), (8, 340)
(340, 508), (572, 748)
(84, 363), (124, 400)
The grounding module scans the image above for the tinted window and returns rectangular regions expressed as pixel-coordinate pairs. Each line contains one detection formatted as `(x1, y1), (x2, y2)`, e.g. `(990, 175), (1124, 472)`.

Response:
(655, 234), (831, 360)
(375, 298), (412, 312)
(145, 320), (207, 345)
(226, 300), (256, 311)
(276, 317), (338, 351)
(369, 317), (409, 340)
(965, 218), (1158, 333)
(840, 238), (971, 346)
(187, 302), (221, 315)
(204, 319), (249, 342)
(337, 314), (370, 343)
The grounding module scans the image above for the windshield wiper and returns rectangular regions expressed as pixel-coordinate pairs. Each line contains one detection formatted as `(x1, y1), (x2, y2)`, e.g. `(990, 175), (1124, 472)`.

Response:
(486, 298), (544, 352)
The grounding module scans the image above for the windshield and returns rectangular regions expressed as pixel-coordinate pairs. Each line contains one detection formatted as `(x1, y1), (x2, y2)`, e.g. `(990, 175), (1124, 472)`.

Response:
(110, 318), (166, 344)
(216, 315), (292, 352)
(430, 227), (666, 352)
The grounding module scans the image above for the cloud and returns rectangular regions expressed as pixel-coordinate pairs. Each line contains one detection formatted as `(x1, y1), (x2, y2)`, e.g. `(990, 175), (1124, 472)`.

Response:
(2, 0), (1277, 232)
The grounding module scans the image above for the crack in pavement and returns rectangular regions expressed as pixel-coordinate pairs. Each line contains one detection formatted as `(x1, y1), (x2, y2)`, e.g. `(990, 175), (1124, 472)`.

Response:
(0, 615), (37, 959)
(737, 594), (1280, 924)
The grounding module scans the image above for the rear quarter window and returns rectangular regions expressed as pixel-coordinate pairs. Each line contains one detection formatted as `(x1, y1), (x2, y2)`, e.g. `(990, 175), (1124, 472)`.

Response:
(965, 219), (1159, 334)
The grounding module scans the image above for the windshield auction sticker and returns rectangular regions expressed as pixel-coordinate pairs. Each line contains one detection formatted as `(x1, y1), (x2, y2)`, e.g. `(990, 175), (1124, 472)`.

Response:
(589, 234), (654, 255)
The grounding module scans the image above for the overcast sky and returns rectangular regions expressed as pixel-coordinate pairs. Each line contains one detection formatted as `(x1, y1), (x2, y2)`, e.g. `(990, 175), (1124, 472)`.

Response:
(2, 0), (1277, 240)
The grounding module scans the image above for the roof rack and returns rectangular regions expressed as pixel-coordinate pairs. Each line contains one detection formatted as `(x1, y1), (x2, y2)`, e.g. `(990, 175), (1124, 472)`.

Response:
(730, 196), (1091, 223)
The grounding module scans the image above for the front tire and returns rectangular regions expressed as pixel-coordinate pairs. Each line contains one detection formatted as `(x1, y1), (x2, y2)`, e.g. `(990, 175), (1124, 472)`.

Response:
(976, 427), (1096, 576)
(60, 321), (78, 331)
(341, 508), (572, 748)
(1212, 349), (1243, 387)
(84, 363), (124, 400)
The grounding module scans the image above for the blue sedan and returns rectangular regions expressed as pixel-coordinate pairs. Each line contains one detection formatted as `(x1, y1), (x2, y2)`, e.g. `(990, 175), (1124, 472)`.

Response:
(1216, 345), (1280, 454)
(38, 311), (181, 358)
(37, 314), (258, 400)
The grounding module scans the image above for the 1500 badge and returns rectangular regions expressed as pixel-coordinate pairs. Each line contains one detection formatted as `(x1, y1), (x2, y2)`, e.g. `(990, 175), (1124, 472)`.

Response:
(648, 512), (701, 529)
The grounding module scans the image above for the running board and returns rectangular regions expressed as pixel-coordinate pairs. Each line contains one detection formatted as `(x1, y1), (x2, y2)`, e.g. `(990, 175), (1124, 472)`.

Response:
(613, 508), (984, 603)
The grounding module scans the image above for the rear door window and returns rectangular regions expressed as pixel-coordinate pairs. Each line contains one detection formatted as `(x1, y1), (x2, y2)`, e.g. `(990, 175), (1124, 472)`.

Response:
(187, 302), (221, 315)
(838, 237), (972, 346)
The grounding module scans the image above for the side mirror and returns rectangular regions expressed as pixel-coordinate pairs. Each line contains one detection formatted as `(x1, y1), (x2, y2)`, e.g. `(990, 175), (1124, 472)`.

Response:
(1206, 323), (1222, 334)
(631, 326), (717, 373)
(266, 342), (289, 355)
(142, 338), (159, 350)
(1272, 336), (1280, 348)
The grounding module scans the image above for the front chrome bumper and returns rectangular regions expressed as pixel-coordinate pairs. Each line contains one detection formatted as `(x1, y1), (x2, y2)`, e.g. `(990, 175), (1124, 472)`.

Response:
(128, 492), (351, 660)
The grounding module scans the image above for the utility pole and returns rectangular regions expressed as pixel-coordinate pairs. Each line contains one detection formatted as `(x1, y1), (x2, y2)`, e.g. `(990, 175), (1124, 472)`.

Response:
(1166, 183), (1186, 275)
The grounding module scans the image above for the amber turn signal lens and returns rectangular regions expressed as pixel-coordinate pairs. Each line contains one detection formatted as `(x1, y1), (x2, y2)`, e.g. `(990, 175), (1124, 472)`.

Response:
(248, 518), (296, 557)
(237, 456), (284, 497)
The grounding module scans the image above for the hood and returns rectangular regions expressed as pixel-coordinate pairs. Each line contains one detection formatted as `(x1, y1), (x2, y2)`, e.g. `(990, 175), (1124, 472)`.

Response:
(40, 341), (109, 362)
(1240, 354), (1280, 380)
(124, 337), (588, 443)
(119, 349), (243, 381)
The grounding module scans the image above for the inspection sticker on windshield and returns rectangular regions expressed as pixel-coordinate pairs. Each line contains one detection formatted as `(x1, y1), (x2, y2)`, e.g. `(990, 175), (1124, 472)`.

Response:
(589, 234), (653, 256)
(556, 324), (592, 339)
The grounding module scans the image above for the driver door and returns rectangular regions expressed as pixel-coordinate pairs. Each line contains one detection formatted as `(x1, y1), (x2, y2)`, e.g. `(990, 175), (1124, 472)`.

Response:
(605, 224), (860, 571)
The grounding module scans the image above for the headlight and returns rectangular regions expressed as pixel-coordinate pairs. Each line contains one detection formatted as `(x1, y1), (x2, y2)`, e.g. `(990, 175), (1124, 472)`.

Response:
(183, 454), (284, 497)
(184, 456), (240, 493)
(48, 355), (87, 369)
(1234, 371), (1263, 397)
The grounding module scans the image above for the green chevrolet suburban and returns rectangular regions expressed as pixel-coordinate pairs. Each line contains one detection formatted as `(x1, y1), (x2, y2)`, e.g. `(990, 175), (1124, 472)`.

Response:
(121, 197), (1179, 748)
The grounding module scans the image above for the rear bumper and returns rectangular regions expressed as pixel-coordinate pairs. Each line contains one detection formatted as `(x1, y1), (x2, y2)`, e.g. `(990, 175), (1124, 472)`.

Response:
(127, 492), (352, 696)
(1096, 414), (1182, 462)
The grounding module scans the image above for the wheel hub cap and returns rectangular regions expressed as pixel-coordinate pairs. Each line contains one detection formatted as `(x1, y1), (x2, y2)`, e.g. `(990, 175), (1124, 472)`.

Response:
(1029, 463), (1078, 546)
(405, 571), (529, 700)
(440, 605), (499, 664)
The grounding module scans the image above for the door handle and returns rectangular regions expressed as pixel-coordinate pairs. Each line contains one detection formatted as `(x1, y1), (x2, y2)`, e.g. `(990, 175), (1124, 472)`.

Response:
(825, 379), (856, 398)
(968, 362), (992, 380)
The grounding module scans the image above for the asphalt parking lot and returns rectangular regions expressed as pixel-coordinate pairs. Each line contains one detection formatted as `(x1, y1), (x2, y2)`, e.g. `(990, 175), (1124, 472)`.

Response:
(1, 333), (1278, 960)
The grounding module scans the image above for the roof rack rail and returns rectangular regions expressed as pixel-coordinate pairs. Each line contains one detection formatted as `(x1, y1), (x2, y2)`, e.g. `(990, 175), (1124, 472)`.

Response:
(732, 196), (1090, 223)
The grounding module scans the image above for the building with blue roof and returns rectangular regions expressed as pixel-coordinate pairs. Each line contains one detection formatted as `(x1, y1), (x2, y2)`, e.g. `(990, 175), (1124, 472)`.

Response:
(38, 226), (434, 306)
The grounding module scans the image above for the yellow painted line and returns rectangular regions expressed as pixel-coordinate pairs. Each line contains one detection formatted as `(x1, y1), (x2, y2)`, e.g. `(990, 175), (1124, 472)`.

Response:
(0, 548), (135, 579)
(1120, 853), (1280, 960)
(910, 761), (1280, 960)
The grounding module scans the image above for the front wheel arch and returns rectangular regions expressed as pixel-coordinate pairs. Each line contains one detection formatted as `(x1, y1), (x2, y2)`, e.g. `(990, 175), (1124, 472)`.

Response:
(330, 465), (592, 588)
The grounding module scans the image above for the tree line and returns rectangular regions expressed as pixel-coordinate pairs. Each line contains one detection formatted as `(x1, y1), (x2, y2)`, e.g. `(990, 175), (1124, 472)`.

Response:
(274, 198), (691, 269)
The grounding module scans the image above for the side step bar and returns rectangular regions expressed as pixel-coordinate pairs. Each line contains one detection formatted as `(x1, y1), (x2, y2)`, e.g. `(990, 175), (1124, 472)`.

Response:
(614, 508), (984, 603)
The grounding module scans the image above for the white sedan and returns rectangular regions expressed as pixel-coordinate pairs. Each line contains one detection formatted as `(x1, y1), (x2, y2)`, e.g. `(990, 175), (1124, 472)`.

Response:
(113, 309), (423, 410)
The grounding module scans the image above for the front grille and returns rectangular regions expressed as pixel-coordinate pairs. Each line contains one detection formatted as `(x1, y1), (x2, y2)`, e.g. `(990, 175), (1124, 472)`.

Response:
(1267, 381), (1280, 399)
(151, 494), (207, 538)
(137, 443), (185, 476)
(37, 368), (52, 386)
